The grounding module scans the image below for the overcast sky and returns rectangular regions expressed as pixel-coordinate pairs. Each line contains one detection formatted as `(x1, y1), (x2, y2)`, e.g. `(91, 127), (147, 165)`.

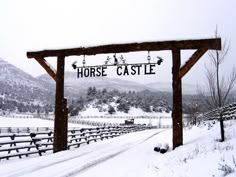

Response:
(0, 0), (235, 85)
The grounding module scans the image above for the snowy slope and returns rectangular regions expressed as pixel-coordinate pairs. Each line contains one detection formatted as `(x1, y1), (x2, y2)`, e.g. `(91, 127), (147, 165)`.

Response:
(0, 58), (49, 90)
(79, 105), (171, 117)
(38, 71), (159, 95)
(0, 116), (87, 128)
(146, 81), (199, 95)
(0, 58), (54, 110)
(0, 119), (236, 177)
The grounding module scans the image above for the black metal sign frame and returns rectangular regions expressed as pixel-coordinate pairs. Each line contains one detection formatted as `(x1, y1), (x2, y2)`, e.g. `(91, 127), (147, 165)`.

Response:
(72, 53), (163, 78)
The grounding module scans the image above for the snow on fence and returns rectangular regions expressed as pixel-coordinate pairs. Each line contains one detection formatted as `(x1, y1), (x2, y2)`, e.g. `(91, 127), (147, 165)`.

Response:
(0, 125), (154, 161)
(0, 127), (53, 134)
(0, 131), (53, 161)
(69, 119), (120, 127)
(71, 115), (172, 119)
(0, 114), (172, 128)
(0, 114), (34, 118)
(0, 114), (172, 120)
(201, 102), (236, 120)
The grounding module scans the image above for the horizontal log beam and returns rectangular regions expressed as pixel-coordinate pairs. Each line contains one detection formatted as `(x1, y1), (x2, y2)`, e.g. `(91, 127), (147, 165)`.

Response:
(35, 57), (57, 82)
(179, 48), (208, 78)
(27, 38), (221, 58)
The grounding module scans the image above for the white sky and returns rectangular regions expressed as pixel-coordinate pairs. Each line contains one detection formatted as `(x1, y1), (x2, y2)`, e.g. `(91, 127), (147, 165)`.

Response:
(0, 0), (235, 85)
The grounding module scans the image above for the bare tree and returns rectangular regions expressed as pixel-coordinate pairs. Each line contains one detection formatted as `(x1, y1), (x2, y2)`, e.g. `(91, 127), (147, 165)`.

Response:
(186, 99), (201, 126)
(200, 28), (236, 141)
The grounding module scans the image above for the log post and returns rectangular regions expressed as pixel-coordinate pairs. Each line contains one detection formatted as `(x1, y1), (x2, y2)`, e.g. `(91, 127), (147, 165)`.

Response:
(172, 49), (183, 149)
(53, 55), (68, 153)
(63, 98), (68, 148)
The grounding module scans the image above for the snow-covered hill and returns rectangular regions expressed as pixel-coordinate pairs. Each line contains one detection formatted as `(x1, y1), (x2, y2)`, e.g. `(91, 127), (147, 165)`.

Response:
(38, 71), (159, 95)
(38, 72), (201, 95)
(0, 58), (54, 113)
(0, 118), (235, 177)
(0, 57), (172, 114)
(0, 57), (204, 114)
(0, 58), (48, 90)
(147, 81), (199, 95)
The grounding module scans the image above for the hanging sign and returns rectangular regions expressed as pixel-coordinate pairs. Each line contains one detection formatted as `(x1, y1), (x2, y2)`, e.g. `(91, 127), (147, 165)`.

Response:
(72, 53), (163, 78)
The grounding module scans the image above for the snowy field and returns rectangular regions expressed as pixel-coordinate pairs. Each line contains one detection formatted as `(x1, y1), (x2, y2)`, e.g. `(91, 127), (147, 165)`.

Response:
(0, 115), (172, 128)
(0, 116), (236, 177)
(0, 116), (92, 128)
(79, 117), (172, 127)
(73, 107), (173, 126)
(79, 106), (172, 118)
(1, 108), (173, 127)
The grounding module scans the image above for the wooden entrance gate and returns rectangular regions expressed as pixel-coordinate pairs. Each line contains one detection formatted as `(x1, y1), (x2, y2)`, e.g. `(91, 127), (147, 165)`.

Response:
(27, 38), (221, 152)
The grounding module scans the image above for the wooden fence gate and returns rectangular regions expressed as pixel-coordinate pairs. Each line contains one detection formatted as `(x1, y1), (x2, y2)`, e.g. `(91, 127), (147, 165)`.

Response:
(27, 38), (221, 152)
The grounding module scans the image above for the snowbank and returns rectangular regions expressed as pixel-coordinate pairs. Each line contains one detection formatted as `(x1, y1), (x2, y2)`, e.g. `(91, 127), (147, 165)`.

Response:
(153, 120), (236, 177)
(0, 116), (83, 128)
(0, 118), (235, 177)
(79, 104), (171, 117)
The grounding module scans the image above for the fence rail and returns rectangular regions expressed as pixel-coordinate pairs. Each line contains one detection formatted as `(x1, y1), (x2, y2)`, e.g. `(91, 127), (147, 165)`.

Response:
(1, 114), (172, 129)
(0, 127), (53, 134)
(0, 125), (155, 161)
(0, 114), (172, 120)
(200, 102), (236, 120)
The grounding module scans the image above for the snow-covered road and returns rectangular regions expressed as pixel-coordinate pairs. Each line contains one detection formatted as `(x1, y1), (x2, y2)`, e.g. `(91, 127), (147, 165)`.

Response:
(1, 120), (236, 177)
(0, 129), (166, 177)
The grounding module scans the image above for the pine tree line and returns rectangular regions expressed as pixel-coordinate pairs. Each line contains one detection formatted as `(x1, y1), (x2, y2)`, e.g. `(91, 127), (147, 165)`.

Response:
(68, 86), (172, 116)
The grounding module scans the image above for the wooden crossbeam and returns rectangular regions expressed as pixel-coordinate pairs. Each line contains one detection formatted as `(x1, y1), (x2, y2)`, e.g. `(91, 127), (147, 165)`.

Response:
(35, 57), (57, 82)
(27, 38), (221, 58)
(179, 48), (208, 78)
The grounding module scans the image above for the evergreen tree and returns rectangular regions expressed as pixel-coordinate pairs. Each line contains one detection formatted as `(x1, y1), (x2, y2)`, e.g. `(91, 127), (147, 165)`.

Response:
(108, 105), (116, 114)
(117, 99), (130, 113)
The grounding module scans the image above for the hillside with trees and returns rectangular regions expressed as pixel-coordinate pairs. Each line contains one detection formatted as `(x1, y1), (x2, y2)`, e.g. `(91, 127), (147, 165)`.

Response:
(68, 86), (172, 116)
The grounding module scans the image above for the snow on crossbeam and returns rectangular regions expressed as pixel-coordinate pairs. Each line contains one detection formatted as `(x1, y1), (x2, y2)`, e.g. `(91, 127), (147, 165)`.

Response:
(27, 38), (221, 58)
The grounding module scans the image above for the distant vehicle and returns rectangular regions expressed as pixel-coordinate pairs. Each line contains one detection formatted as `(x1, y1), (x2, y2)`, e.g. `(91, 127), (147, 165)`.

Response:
(124, 119), (134, 125)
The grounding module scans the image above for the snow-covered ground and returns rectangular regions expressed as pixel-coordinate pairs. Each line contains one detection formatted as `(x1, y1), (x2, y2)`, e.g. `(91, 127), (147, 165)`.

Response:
(1, 107), (173, 127)
(80, 106), (171, 117)
(74, 106), (173, 126)
(0, 116), (91, 128)
(79, 117), (172, 127)
(0, 116), (236, 177)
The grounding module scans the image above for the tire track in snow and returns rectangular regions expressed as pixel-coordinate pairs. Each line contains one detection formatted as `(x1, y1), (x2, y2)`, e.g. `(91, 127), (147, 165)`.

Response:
(56, 129), (167, 177)
(7, 129), (164, 177)
(5, 150), (94, 177)
(58, 148), (130, 177)
(140, 129), (168, 143)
